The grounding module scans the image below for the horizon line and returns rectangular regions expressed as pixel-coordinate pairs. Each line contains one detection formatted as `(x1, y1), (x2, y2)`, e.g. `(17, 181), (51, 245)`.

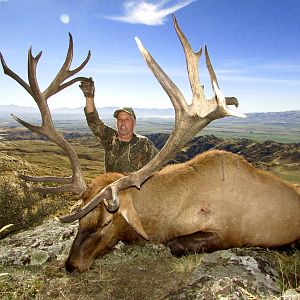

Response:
(0, 104), (299, 115)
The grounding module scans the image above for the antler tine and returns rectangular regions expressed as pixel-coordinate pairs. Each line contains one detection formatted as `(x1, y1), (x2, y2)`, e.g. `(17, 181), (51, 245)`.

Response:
(43, 33), (74, 99)
(11, 113), (44, 136)
(204, 46), (246, 118)
(28, 48), (43, 98)
(205, 46), (240, 108)
(205, 45), (219, 90)
(134, 37), (187, 120)
(173, 15), (204, 103)
(44, 33), (91, 99)
(19, 174), (72, 184)
(27, 181), (84, 195)
(0, 52), (32, 96)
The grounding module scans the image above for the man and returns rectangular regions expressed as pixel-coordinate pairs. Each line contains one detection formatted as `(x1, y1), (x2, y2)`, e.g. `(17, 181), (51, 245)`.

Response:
(80, 79), (158, 174)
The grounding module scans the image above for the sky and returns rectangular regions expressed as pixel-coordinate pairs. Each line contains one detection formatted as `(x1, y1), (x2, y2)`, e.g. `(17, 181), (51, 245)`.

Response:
(0, 0), (299, 113)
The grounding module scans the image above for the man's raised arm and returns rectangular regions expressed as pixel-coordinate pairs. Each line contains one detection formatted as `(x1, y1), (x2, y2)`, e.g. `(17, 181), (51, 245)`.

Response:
(80, 78), (95, 113)
(80, 79), (107, 140)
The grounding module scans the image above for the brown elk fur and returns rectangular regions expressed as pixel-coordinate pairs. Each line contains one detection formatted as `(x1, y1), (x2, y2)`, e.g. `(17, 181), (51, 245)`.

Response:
(66, 150), (300, 272)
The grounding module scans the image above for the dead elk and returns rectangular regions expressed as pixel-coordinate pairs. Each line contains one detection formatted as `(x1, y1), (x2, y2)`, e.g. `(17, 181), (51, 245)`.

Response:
(1, 16), (299, 273)
(65, 150), (300, 272)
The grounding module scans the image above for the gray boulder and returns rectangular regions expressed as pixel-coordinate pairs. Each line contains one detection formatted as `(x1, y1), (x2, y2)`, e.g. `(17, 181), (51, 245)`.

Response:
(164, 248), (281, 299)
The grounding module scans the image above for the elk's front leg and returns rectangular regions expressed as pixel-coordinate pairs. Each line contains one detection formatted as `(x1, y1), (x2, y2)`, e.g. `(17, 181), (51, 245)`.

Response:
(167, 231), (224, 256)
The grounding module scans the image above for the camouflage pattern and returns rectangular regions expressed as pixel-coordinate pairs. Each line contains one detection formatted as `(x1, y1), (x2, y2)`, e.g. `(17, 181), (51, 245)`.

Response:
(79, 78), (95, 98)
(84, 109), (158, 174)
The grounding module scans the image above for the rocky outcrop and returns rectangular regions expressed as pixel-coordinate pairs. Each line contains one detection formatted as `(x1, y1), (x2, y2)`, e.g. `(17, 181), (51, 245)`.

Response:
(0, 220), (77, 267)
(164, 248), (281, 299)
(0, 220), (298, 299)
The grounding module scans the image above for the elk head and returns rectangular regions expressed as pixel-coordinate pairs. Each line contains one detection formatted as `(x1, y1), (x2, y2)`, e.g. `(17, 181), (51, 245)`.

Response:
(1, 16), (246, 272)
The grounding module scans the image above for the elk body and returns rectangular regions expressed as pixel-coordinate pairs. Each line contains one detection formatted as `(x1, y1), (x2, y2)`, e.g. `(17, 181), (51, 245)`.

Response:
(66, 150), (300, 272)
(1, 16), (299, 274)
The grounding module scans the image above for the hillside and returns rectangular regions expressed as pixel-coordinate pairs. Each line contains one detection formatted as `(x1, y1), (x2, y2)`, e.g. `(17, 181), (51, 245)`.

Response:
(150, 133), (300, 164)
(1, 127), (299, 184)
(149, 133), (300, 184)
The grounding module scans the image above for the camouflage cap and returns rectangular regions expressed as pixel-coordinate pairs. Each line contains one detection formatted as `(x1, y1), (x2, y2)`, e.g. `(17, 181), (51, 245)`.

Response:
(113, 107), (136, 119)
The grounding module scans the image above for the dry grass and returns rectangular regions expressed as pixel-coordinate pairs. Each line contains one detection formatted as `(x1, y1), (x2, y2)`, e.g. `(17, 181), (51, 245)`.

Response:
(0, 136), (104, 238)
(0, 244), (192, 300)
(275, 249), (300, 292)
(0, 150), (81, 238)
(171, 253), (203, 273)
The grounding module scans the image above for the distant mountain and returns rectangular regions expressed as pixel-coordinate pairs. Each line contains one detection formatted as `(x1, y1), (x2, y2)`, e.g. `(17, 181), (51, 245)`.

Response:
(0, 104), (38, 114)
(51, 106), (175, 118)
(0, 105), (299, 123)
(0, 105), (174, 118)
(222, 110), (300, 124)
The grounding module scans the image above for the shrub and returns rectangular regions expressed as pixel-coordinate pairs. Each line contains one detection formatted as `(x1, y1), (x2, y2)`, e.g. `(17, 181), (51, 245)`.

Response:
(0, 178), (74, 239)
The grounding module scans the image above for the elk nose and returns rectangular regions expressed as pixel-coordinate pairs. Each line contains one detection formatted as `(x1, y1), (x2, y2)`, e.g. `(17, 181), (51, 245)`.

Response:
(65, 260), (77, 273)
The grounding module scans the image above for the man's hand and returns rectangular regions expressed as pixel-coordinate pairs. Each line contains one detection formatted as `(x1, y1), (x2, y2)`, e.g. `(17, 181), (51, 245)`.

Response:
(80, 78), (95, 98)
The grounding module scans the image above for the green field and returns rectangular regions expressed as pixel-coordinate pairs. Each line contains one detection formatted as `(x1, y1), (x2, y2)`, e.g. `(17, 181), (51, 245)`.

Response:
(201, 121), (300, 143)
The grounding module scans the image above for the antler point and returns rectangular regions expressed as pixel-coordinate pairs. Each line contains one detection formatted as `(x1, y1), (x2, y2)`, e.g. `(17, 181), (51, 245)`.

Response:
(135, 37), (145, 53)
(68, 32), (73, 42)
(134, 36), (141, 44)
(10, 113), (18, 121)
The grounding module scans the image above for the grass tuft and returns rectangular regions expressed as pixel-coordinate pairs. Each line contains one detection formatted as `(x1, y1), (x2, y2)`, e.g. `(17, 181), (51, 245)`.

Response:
(275, 249), (300, 292)
(171, 253), (203, 273)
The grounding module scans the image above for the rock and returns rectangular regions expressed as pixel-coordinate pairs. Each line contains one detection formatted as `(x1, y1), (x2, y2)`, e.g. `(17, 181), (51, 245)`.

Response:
(282, 289), (300, 299)
(164, 248), (281, 299)
(0, 219), (77, 266)
(26, 250), (49, 265)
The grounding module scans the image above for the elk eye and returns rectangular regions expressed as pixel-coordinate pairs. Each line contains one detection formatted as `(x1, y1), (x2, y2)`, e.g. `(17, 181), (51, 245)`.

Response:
(102, 219), (112, 227)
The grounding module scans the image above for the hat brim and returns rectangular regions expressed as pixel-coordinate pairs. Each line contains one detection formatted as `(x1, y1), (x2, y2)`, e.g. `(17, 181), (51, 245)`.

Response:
(113, 108), (136, 119)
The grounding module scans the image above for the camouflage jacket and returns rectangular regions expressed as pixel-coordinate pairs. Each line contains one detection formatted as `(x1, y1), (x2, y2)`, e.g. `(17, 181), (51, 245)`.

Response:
(84, 109), (158, 174)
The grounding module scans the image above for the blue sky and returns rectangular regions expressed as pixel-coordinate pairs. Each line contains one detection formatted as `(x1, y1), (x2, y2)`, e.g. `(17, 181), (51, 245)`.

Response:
(0, 0), (299, 113)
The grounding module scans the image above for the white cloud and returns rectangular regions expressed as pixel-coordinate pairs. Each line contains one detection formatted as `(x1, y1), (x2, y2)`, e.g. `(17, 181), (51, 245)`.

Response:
(107, 0), (195, 25)
(60, 14), (70, 24)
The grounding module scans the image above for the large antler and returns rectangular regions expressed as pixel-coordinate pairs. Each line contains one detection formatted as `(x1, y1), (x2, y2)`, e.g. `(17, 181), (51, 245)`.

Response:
(0, 33), (91, 195)
(60, 16), (246, 223)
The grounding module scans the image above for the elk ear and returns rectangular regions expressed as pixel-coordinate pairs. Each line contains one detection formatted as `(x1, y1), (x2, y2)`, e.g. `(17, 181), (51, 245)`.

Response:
(119, 196), (149, 240)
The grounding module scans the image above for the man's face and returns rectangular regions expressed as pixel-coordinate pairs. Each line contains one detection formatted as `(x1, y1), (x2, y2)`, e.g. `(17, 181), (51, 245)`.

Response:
(116, 111), (136, 141)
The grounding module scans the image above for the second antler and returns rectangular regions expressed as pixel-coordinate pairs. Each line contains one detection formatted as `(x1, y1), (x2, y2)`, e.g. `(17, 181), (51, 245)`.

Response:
(59, 16), (246, 223)
(0, 33), (91, 195)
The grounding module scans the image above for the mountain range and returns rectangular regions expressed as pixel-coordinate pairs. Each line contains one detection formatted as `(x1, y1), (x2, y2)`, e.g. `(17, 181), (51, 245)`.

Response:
(1, 105), (299, 123)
